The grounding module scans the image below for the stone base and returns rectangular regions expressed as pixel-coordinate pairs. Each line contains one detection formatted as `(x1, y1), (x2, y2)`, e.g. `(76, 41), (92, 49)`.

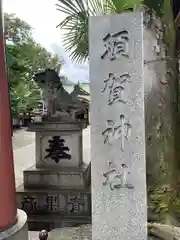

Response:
(23, 165), (87, 189)
(0, 209), (28, 240)
(27, 121), (86, 132)
(28, 216), (91, 231)
(49, 224), (92, 240)
(48, 224), (171, 240)
(16, 185), (91, 231)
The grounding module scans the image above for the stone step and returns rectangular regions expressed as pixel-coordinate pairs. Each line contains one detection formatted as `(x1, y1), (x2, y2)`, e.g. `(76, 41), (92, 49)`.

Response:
(16, 185), (91, 218)
(17, 185), (91, 231)
(28, 216), (91, 231)
(23, 165), (87, 189)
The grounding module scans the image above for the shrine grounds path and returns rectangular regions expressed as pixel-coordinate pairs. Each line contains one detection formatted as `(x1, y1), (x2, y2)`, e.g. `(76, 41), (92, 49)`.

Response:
(12, 126), (90, 239)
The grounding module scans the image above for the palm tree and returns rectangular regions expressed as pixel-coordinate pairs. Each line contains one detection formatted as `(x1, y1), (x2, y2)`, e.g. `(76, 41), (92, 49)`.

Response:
(56, 0), (180, 236)
(56, 0), (145, 63)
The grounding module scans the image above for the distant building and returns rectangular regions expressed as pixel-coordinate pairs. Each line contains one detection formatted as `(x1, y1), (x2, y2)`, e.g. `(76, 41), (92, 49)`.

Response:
(63, 80), (90, 122)
(33, 78), (90, 118)
(63, 81), (90, 102)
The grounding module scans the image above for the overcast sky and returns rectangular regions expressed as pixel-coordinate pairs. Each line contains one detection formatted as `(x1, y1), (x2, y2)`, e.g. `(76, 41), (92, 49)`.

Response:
(3, 0), (89, 83)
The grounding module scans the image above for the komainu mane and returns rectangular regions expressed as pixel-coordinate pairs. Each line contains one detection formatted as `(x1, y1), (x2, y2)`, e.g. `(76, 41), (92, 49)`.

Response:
(33, 69), (88, 121)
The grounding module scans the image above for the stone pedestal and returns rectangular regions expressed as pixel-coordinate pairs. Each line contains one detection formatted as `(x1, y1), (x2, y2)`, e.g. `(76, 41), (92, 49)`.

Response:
(0, 209), (28, 240)
(16, 121), (91, 230)
(34, 122), (83, 168)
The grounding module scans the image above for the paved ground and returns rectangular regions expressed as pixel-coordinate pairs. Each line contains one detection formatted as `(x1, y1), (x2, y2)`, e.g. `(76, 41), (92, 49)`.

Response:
(12, 128), (35, 150)
(12, 128), (35, 188)
(28, 231), (39, 240)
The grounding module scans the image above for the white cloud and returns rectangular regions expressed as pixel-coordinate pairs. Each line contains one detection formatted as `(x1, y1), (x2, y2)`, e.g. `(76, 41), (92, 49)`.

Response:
(3, 0), (64, 49)
(51, 43), (89, 83)
(3, 0), (89, 83)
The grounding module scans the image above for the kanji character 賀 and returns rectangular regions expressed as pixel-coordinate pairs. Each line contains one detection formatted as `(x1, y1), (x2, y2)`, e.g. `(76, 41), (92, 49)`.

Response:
(101, 73), (131, 105)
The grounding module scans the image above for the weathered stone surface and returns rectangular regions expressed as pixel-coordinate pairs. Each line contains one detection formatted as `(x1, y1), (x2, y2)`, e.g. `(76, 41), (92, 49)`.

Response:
(142, 7), (179, 221)
(28, 121), (87, 132)
(24, 165), (86, 189)
(33, 69), (85, 120)
(148, 223), (180, 240)
(49, 224), (177, 240)
(16, 185), (91, 230)
(35, 131), (83, 168)
(49, 224), (92, 240)
(28, 122), (84, 168)
(17, 185), (91, 215)
(89, 12), (147, 239)
(16, 126), (91, 231)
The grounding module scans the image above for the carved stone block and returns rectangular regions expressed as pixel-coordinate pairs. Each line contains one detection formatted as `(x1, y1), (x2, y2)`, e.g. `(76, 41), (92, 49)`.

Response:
(89, 13), (147, 239)
(35, 131), (83, 168)
(24, 165), (86, 189)
(28, 121), (86, 132)
(17, 185), (91, 214)
(16, 185), (91, 230)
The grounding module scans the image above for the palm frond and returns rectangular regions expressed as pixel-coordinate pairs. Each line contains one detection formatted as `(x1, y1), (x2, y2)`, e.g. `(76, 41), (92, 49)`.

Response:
(56, 0), (89, 63)
(56, 0), (143, 63)
(88, 0), (106, 15)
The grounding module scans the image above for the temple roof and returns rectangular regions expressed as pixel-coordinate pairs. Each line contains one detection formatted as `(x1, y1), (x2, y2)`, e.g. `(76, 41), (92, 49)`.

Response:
(63, 82), (90, 95)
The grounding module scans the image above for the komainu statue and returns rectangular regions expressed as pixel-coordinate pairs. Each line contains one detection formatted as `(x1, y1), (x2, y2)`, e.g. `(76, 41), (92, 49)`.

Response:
(33, 69), (88, 122)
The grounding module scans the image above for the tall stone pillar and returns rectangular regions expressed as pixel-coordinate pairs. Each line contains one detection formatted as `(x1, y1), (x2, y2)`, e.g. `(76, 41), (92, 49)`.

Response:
(0, 1), (28, 239)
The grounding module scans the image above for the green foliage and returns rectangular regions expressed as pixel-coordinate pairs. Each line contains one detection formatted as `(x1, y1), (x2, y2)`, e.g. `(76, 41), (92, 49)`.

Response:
(5, 13), (62, 118)
(106, 0), (142, 12)
(56, 0), (89, 62)
(56, 0), (143, 62)
(4, 13), (32, 44)
(149, 185), (180, 221)
(56, 0), (176, 62)
(149, 186), (171, 218)
(56, 0), (180, 224)
(144, 0), (164, 17)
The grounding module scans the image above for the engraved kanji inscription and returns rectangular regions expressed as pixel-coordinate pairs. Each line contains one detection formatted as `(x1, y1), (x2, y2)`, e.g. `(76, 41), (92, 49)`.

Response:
(101, 73), (131, 105)
(68, 196), (85, 213)
(44, 195), (58, 211)
(45, 136), (71, 163)
(103, 161), (134, 190)
(101, 30), (129, 60)
(102, 114), (132, 151)
(21, 196), (37, 212)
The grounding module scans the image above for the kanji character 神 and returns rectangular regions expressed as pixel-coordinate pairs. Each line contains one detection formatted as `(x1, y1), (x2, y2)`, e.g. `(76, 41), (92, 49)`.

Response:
(102, 114), (132, 151)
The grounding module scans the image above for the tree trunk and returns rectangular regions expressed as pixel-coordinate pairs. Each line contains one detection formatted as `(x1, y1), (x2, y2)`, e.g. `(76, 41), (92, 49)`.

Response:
(142, 5), (180, 224)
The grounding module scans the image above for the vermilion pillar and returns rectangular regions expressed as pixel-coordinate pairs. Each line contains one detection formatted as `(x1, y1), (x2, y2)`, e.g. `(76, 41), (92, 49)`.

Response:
(0, 0), (17, 230)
